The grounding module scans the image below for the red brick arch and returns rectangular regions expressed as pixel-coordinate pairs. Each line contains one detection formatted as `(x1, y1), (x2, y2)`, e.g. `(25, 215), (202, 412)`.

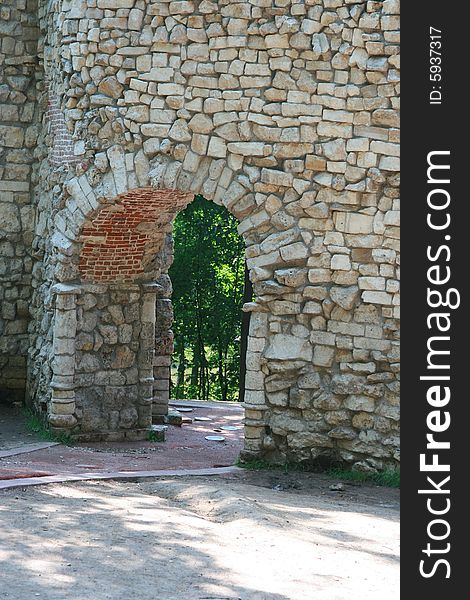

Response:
(79, 188), (193, 283)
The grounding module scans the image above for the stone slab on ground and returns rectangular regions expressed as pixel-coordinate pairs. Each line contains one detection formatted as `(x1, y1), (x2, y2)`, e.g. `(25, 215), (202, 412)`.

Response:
(0, 442), (60, 459)
(0, 466), (239, 490)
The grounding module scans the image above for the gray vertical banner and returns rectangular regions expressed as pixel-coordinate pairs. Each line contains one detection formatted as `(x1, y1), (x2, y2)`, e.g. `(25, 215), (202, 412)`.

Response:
(402, 1), (466, 594)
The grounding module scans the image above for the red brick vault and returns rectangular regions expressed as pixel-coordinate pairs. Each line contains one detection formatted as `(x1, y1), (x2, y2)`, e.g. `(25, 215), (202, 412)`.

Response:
(79, 188), (193, 283)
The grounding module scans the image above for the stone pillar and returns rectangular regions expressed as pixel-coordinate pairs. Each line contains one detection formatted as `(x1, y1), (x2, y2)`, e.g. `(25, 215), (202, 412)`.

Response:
(138, 282), (160, 430)
(153, 353), (171, 422)
(242, 306), (269, 458)
(49, 284), (81, 432)
(153, 275), (173, 422)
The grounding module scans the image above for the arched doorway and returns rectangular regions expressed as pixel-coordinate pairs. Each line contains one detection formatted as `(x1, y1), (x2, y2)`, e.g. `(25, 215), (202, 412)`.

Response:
(32, 151), (268, 460)
(71, 187), (254, 435)
(169, 194), (247, 404)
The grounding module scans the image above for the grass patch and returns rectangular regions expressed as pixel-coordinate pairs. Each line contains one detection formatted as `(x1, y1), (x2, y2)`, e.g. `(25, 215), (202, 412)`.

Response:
(24, 410), (73, 446)
(237, 457), (400, 488)
(236, 458), (275, 471)
(146, 430), (164, 443)
(327, 467), (400, 488)
(236, 458), (316, 474)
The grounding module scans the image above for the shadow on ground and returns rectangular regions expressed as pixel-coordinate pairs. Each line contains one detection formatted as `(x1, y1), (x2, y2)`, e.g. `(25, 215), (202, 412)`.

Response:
(0, 402), (41, 451)
(0, 473), (399, 600)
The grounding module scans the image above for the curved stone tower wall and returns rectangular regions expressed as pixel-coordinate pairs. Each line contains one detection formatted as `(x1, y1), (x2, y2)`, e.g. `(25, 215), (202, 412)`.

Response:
(1, 0), (400, 471)
(0, 0), (39, 402)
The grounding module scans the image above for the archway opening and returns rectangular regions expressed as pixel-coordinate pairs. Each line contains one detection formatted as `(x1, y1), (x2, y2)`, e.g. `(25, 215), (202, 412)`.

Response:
(40, 180), (261, 445)
(169, 195), (249, 403)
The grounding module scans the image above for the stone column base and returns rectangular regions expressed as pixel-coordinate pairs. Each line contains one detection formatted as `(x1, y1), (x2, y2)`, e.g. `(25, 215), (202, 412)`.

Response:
(70, 428), (152, 443)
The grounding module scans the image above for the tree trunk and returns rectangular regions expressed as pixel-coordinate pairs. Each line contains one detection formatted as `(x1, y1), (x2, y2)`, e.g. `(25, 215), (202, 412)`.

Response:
(191, 342), (200, 399)
(218, 338), (226, 402)
(222, 344), (229, 402)
(238, 263), (253, 402)
(176, 337), (186, 399)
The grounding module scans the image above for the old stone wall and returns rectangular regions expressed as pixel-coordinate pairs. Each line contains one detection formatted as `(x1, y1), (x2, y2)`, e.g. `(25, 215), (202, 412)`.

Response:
(2, 0), (400, 471)
(24, 0), (65, 417)
(0, 0), (39, 402)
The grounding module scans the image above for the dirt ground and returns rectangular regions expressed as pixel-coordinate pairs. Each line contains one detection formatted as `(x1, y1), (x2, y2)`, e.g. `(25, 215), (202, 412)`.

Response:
(0, 470), (399, 600)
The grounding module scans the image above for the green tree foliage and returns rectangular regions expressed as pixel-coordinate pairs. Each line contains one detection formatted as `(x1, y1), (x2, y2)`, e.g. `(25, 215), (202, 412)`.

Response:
(169, 195), (245, 402)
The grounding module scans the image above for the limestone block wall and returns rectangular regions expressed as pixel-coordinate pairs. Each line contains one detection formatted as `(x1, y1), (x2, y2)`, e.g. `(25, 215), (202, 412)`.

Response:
(72, 282), (156, 439)
(0, 0), (39, 402)
(8, 0), (399, 470)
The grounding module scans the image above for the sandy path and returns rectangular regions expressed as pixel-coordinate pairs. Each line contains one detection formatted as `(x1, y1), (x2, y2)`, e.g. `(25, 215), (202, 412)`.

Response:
(0, 472), (399, 600)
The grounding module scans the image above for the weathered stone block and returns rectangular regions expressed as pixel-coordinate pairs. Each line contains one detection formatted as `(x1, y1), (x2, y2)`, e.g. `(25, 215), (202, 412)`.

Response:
(265, 335), (312, 362)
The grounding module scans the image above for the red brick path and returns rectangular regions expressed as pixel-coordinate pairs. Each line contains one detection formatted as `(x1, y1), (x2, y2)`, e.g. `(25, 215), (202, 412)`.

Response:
(0, 403), (244, 480)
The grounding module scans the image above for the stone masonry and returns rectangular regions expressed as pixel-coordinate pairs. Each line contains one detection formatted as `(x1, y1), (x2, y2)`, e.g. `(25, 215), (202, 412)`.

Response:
(0, 0), (400, 471)
(0, 0), (39, 402)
